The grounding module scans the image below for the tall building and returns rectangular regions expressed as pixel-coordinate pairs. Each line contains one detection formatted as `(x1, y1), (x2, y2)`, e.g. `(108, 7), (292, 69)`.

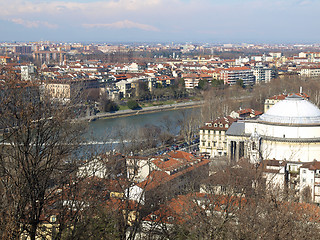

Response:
(252, 66), (273, 83)
(14, 45), (32, 54)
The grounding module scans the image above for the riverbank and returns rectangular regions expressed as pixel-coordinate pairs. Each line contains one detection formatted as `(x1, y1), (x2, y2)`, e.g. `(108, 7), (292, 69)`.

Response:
(82, 100), (204, 122)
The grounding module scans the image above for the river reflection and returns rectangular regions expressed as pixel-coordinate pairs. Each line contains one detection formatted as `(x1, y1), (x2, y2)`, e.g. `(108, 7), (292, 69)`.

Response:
(83, 107), (200, 152)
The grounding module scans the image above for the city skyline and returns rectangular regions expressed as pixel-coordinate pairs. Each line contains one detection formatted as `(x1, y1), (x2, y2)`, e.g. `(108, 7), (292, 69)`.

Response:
(0, 0), (319, 43)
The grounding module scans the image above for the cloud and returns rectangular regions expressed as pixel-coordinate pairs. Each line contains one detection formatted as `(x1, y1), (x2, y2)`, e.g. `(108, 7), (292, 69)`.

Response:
(1, 0), (320, 42)
(83, 20), (159, 31)
(0, 0), (162, 16)
(10, 18), (58, 29)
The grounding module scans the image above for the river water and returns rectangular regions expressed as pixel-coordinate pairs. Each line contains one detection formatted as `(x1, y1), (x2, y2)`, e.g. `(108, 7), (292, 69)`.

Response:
(88, 107), (200, 141)
(76, 107), (201, 155)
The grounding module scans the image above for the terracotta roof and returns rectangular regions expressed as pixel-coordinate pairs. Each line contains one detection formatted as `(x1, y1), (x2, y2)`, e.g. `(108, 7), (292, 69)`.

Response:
(137, 158), (210, 191)
(143, 193), (245, 224)
(237, 108), (263, 116)
(166, 151), (195, 161)
(267, 92), (310, 100)
(221, 67), (251, 71)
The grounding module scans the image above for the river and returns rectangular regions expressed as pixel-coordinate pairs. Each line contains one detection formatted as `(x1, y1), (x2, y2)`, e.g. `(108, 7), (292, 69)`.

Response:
(77, 107), (201, 155)
(87, 107), (200, 141)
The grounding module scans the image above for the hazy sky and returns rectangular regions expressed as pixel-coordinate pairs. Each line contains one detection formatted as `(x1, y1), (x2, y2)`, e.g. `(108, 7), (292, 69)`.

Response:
(0, 0), (319, 43)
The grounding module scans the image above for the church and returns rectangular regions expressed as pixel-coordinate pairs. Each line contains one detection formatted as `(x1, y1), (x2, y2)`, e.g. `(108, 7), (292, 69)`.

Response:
(226, 94), (320, 170)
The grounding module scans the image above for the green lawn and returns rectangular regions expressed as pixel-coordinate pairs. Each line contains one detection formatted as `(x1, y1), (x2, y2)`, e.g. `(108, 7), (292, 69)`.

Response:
(119, 105), (129, 110)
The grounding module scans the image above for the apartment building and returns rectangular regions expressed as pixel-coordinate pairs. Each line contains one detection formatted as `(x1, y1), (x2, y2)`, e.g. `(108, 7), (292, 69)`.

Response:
(300, 66), (320, 77)
(300, 161), (320, 203)
(220, 67), (255, 86)
(21, 64), (36, 81)
(182, 73), (200, 89)
(45, 78), (99, 101)
(252, 66), (273, 83)
(199, 116), (237, 158)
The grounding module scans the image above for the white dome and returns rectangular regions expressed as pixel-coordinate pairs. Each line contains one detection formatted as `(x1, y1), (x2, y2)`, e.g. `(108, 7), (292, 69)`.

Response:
(259, 94), (320, 125)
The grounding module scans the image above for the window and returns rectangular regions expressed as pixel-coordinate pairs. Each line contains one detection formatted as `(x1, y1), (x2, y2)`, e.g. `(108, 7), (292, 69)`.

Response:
(252, 142), (256, 150)
(302, 178), (306, 183)
(50, 215), (56, 223)
(303, 169), (306, 174)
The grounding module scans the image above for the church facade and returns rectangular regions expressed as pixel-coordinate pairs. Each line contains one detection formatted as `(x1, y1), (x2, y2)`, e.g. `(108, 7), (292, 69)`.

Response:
(226, 94), (320, 168)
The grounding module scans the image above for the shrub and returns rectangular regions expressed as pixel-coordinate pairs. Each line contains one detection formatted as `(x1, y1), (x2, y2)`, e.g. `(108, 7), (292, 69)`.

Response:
(127, 100), (140, 110)
(104, 99), (119, 112)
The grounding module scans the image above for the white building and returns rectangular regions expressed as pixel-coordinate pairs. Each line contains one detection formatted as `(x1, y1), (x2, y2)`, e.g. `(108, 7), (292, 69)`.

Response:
(115, 80), (131, 98)
(21, 64), (36, 81)
(252, 66), (273, 83)
(300, 66), (320, 78)
(227, 94), (320, 166)
(264, 92), (309, 113)
(300, 161), (320, 203)
(220, 67), (255, 86)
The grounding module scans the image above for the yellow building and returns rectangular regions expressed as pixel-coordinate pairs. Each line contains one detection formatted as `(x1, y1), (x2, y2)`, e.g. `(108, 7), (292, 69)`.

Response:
(199, 116), (237, 158)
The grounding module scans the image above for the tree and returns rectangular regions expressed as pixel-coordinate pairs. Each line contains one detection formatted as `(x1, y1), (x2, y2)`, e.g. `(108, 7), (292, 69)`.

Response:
(197, 79), (209, 90)
(103, 99), (120, 112)
(0, 77), (85, 240)
(236, 79), (245, 88)
(127, 100), (140, 110)
(178, 109), (201, 143)
(148, 160), (320, 240)
(211, 79), (224, 88)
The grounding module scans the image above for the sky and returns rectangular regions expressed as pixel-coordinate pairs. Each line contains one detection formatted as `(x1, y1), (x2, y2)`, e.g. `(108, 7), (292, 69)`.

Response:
(0, 0), (319, 43)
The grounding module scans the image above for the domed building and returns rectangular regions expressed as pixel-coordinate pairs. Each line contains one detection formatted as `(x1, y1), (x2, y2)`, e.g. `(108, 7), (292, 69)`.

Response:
(226, 94), (320, 167)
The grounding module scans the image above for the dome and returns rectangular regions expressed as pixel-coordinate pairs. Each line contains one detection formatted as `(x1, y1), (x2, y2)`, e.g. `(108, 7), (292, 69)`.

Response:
(258, 94), (320, 125)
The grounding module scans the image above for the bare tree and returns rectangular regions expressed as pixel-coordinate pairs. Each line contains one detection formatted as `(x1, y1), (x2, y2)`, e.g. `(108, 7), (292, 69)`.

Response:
(178, 109), (201, 144)
(0, 77), (85, 240)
